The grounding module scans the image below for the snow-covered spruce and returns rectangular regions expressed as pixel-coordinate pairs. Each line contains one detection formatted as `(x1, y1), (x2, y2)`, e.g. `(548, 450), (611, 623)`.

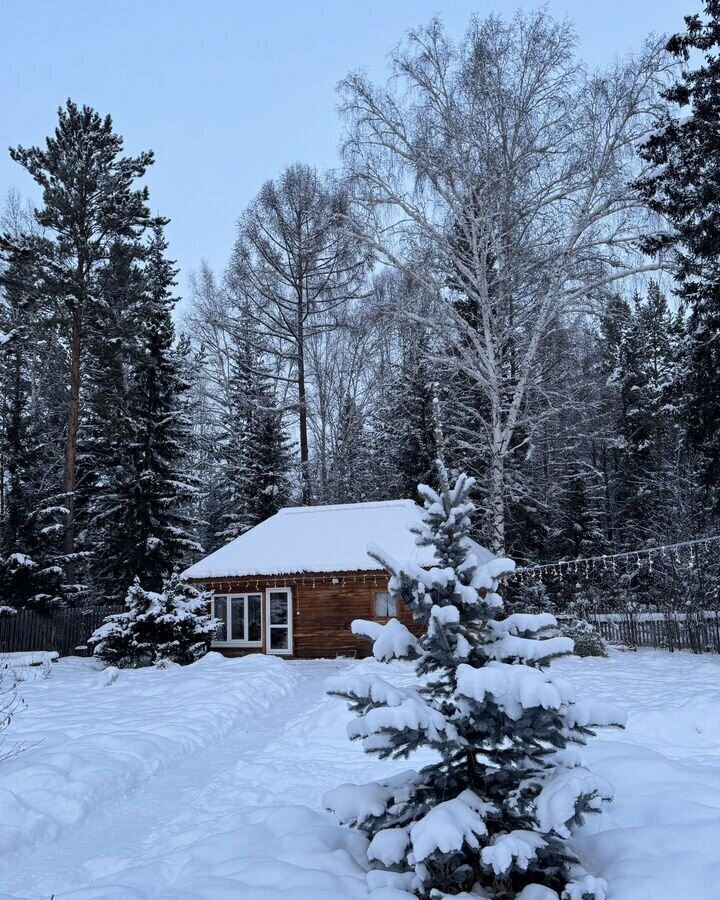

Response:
(89, 572), (215, 667)
(324, 466), (625, 899)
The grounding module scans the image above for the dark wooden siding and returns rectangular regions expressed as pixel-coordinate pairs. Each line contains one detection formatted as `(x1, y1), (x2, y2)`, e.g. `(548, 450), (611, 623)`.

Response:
(191, 571), (421, 659)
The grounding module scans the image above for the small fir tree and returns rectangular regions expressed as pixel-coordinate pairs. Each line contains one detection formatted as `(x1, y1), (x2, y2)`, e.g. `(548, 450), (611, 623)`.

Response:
(324, 465), (623, 900)
(89, 572), (215, 667)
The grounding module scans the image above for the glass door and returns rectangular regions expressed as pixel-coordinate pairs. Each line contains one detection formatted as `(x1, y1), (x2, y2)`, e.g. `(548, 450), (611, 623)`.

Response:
(266, 588), (293, 655)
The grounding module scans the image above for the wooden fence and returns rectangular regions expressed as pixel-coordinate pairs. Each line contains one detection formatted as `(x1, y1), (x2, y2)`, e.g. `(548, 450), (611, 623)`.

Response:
(0, 606), (124, 658)
(3, 603), (720, 657)
(587, 609), (720, 653)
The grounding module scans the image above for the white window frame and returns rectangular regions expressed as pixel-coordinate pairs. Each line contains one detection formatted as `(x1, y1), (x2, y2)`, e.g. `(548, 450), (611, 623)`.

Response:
(212, 593), (263, 647)
(265, 587), (293, 656)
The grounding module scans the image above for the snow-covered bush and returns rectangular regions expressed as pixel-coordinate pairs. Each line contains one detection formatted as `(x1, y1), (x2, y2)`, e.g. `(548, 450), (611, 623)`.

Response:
(324, 466), (624, 899)
(89, 572), (215, 667)
(558, 618), (607, 658)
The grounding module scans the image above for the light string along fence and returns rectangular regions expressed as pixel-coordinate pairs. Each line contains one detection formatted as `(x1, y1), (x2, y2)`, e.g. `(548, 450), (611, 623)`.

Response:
(504, 534), (720, 583)
(502, 534), (720, 652)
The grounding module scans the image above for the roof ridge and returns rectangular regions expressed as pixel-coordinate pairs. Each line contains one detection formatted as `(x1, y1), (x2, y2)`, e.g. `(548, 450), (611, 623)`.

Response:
(277, 499), (417, 515)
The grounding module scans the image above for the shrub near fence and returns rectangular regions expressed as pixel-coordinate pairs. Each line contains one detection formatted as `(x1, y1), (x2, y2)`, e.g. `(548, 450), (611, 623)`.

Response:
(588, 608), (720, 653)
(0, 606), (124, 658)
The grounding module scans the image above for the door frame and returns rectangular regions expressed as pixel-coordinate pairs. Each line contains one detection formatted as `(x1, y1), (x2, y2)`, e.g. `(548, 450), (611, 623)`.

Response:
(265, 587), (293, 656)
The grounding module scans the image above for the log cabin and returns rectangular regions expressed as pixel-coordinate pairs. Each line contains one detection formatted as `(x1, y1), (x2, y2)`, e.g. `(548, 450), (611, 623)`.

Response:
(182, 499), (493, 659)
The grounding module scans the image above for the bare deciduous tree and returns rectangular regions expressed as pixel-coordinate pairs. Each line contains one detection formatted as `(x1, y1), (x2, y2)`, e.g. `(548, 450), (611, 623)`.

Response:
(228, 163), (370, 504)
(340, 10), (670, 552)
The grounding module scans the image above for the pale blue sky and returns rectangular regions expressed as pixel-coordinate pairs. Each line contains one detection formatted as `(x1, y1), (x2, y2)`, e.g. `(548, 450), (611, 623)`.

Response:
(1, 0), (686, 300)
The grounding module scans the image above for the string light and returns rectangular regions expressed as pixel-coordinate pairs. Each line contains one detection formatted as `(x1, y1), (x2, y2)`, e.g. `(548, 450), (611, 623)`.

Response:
(508, 534), (720, 581)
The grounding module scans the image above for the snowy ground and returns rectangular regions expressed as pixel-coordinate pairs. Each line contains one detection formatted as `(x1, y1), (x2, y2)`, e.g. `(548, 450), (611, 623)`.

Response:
(0, 649), (719, 899)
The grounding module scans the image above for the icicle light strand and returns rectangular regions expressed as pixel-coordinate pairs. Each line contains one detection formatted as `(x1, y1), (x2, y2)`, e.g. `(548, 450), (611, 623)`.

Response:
(507, 534), (720, 581)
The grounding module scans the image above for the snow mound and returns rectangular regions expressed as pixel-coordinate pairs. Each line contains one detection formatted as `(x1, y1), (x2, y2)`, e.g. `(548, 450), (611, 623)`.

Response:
(0, 653), (296, 855)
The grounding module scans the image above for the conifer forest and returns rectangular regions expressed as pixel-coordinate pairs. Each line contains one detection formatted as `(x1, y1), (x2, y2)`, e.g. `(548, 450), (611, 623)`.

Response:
(4, 5), (720, 900)
(1, 3), (719, 619)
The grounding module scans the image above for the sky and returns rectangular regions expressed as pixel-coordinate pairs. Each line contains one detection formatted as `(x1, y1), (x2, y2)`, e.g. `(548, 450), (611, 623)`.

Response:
(1, 0), (687, 307)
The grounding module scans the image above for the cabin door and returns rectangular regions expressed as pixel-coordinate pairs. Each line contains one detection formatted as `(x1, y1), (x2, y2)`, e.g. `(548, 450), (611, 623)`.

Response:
(265, 587), (293, 655)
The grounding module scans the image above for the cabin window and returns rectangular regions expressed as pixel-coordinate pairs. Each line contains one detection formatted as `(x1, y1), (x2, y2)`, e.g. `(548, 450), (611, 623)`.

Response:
(374, 590), (397, 617)
(212, 593), (262, 645)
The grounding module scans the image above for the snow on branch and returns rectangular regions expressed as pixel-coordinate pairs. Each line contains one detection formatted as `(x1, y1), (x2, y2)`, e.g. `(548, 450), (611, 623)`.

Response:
(410, 790), (490, 862)
(322, 770), (421, 829)
(456, 662), (577, 721)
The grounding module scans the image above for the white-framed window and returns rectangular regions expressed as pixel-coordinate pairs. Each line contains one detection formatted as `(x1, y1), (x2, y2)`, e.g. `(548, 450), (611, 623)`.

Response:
(374, 590), (397, 618)
(212, 593), (262, 645)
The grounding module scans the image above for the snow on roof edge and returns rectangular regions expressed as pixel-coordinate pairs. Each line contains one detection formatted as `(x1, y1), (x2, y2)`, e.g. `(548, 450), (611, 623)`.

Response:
(275, 499), (418, 515)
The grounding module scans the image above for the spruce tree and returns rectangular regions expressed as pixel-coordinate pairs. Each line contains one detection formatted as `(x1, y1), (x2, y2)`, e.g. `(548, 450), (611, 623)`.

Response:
(89, 571), (215, 667)
(327, 393), (374, 503)
(82, 240), (143, 595)
(325, 465), (623, 900)
(88, 225), (201, 598)
(0, 242), (63, 605)
(219, 321), (291, 540)
(0, 249), (36, 566)
(637, 2), (720, 508)
(378, 332), (438, 499)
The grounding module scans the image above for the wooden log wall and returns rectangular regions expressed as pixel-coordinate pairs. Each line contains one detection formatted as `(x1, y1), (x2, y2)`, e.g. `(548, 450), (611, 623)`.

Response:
(194, 571), (422, 658)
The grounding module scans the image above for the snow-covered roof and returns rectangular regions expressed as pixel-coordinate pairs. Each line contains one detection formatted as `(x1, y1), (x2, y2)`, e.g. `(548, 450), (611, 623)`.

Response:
(182, 499), (494, 579)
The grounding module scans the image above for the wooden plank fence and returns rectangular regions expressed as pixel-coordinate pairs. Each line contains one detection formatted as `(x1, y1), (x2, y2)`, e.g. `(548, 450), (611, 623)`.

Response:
(587, 609), (720, 653)
(3, 603), (720, 657)
(0, 606), (124, 658)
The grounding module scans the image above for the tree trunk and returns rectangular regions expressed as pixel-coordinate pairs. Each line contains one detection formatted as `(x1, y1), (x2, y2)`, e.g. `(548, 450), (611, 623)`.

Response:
(62, 308), (82, 585)
(296, 302), (312, 505)
(489, 449), (505, 556)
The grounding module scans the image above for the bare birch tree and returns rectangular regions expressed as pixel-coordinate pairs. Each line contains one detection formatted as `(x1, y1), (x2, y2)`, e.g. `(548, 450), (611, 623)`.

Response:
(340, 10), (670, 553)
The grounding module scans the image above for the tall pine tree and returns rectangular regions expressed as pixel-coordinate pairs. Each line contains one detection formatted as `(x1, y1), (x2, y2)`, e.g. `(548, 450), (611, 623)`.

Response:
(7, 100), (156, 589)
